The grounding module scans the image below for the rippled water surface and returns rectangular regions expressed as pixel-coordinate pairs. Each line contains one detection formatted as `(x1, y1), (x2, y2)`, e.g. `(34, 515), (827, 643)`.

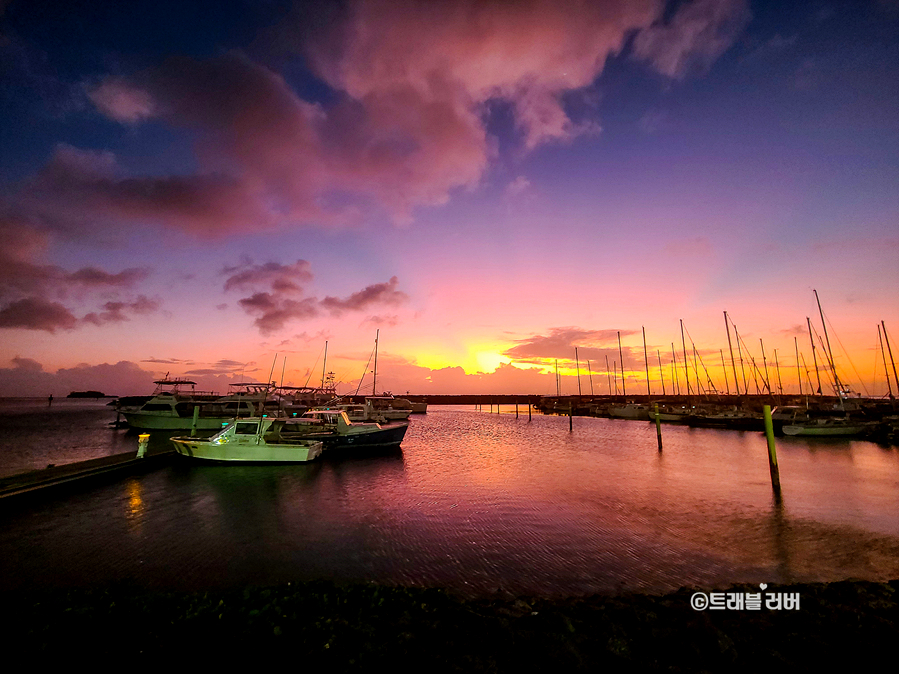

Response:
(1, 402), (898, 597)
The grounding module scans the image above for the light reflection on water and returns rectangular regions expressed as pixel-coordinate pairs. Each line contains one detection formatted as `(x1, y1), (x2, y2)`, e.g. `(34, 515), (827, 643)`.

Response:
(0, 405), (897, 597)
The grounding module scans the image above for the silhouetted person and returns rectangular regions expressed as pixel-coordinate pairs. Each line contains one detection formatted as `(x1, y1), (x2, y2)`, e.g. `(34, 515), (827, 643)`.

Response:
(48, 394), (53, 407)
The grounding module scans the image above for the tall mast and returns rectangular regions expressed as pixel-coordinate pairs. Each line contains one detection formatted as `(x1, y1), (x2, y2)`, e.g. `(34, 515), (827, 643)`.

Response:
(617, 332), (626, 397)
(680, 320), (691, 395)
(642, 326), (651, 397)
(733, 324), (748, 394)
(372, 330), (379, 396)
(605, 355), (611, 395)
(724, 312), (740, 396)
(794, 337), (802, 396)
(882, 321), (899, 401)
(671, 343), (680, 396)
(555, 359), (560, 397)
(807, 316), (822, 394)
(878, 324), (894, 400)
(321, 341), (328, 390)
(760, 339), (770, 395)
(774, 348), (783, 396)
(814, 289), (841, 395)
(575, 347), (582, 397)
(658, 350), (666, 396)
(613, 361), (618, 395)
(720, 349), (730, 395)
(587, 360), (595, 396)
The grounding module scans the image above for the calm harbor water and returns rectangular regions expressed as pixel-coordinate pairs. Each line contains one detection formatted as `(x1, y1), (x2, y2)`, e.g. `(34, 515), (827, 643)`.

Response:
(1, 399), (898, 597)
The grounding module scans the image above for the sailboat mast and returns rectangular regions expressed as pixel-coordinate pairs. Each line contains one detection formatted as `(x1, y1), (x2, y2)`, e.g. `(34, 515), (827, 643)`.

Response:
(720, 349), (730, 395)
(680, 320), (691, 396)
(642, 327), (651, 397)
(658, 350), (666, 396)
(555, 359), (560, 397)
(372, 330), (379, 396)
(760, 339), (770, 395)
(794, 337), (802, 396)
(575, 347), (582, 397)
(733, 324), (748, 394)
(807, 316), (822, 394)
(774, 348), (783, 396)
(878, 324), (894, 399)
(605, 356), (611, 395)
(724, 312), (740, 396)
(587, 360), (595, 396)
(814, 289), (842, 394)
(321, 341), (328, 390)
(671, 343), (680, 396)
(882, 321), (899, 400)
(617, 332), (626, 397)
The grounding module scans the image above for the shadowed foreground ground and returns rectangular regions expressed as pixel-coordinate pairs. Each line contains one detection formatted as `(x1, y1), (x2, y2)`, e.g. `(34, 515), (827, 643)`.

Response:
(7, 579), (897, 670)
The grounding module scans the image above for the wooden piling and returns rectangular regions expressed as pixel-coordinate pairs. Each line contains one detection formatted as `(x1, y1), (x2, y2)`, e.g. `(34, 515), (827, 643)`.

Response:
(569, 402), (573, 431)
(654, 403), (662, 452)
(515, 403), (519, 418)
(763, 405), (781, 496)
(528, 401), (532, 421)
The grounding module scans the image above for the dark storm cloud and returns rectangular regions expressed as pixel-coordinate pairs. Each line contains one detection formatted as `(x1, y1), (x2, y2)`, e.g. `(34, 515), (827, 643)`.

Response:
(0, 297), (78, 332)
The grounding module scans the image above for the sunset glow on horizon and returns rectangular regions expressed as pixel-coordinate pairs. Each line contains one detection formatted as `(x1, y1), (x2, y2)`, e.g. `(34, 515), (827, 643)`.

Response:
(1, 0), (897, 398)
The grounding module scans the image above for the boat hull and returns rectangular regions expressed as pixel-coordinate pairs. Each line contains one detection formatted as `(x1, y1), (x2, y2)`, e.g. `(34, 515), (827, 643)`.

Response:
(122, 411), (234, 431)
(286, 422), (409, 450)
(782, 423), (872, 437)
(171, 436), (322, 462)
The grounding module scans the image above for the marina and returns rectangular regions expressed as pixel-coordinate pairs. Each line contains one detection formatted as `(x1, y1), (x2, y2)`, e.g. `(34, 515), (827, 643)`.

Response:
(1, 398), (897, 599)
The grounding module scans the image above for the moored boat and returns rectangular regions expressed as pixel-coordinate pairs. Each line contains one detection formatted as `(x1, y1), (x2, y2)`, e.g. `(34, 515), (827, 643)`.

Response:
(289, 409), (409, 450)
(782, 417), (877, 437)
(171, 417), (323, 462)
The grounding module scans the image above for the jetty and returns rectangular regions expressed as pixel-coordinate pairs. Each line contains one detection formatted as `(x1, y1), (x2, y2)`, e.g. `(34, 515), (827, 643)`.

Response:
(0, 446), (174, 501)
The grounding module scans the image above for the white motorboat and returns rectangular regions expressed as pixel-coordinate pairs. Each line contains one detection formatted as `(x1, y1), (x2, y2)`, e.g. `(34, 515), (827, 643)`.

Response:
(364, 395), (413, 422)
(782, 417), (876, 437)
(121, 381), (277, 431)
(171, 417), (323, 462)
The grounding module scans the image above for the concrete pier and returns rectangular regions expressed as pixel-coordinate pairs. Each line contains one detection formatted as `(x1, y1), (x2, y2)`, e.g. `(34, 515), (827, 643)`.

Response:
(0, 447), (174, 501)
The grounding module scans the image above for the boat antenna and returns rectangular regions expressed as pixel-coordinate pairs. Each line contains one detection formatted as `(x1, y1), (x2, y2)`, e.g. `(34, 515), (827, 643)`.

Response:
(279, 357), (287, 416)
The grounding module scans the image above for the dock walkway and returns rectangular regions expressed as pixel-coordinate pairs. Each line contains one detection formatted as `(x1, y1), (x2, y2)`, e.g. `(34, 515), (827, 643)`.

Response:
(0, 447), (175, 501)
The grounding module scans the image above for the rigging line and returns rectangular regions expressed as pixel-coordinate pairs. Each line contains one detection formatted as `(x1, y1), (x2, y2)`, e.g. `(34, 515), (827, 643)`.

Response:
(731, 326), (771, 394)
(821, 309), (869, 396)
(682, 324), (718, 394)
(354, 341), (378, 396)
(303, 342), (327, 388)
(799, 352), (815, 395)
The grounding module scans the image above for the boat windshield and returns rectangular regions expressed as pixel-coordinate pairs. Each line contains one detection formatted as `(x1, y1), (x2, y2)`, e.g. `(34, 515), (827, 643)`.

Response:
(234, 422), (260, 435)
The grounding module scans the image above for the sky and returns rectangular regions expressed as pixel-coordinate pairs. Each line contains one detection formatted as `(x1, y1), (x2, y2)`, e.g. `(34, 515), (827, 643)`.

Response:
(0, 0), (897, 398)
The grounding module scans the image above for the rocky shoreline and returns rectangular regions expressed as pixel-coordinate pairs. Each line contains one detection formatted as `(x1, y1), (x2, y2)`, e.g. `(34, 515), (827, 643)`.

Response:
(7, 578), (897, 670)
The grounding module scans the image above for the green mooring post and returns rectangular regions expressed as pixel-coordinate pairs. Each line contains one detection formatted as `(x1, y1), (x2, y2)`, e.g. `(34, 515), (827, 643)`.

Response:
(654, 403), (662, 451)
(190, 405), (200, 437)
(763, 405), (781, 495)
